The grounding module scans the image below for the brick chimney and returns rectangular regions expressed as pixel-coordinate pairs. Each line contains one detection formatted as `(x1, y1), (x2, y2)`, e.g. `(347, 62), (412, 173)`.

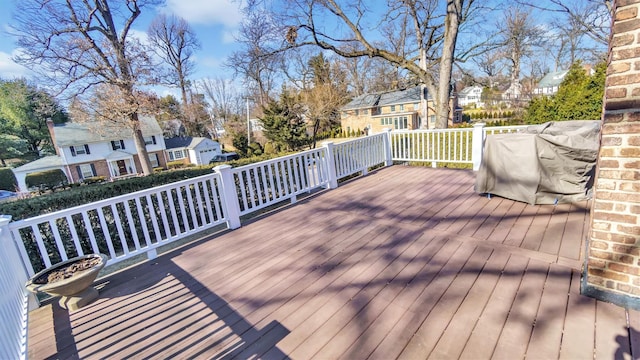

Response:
(583, 0), (640, 308)
(46, 119), (60, 156)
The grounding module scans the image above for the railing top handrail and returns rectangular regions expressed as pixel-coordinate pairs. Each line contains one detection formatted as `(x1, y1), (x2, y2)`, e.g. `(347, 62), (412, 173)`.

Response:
(8, 171), (221, 228)
(229, 148), (326, 173)
(391, 128), (473, 134)
(484, 125), (528, 131)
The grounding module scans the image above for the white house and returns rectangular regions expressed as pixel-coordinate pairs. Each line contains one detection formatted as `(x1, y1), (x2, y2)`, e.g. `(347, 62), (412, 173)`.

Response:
(457, 86), (484, 108)
(164, 137), (222, 166)
(12, 117), (167, 192)
(533, 69), (569, 96)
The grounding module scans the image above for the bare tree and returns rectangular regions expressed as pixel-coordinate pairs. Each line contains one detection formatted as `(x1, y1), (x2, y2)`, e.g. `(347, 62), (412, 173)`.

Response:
(473, 48), (506, 88)
(147, 14), (200, 109)
(226, 11), (283, 107)
(197, 77), (244, 138)
(12, 0), (159, 175)
(499, 6), (545, 87)
(243, 0), (478, 128)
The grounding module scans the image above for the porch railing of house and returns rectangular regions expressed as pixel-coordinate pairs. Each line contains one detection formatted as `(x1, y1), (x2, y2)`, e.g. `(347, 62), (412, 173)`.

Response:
(0, 123), (522, 359)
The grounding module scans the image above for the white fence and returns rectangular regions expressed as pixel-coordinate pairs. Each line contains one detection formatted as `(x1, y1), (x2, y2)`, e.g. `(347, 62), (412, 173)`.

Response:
(0, 123), (520, 356)
(0, 216), (29, 360)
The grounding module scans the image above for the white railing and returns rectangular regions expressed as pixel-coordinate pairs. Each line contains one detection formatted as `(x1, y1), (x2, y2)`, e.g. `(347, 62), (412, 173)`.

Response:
(390, 128), (474, 164)
(332, 133), (388, 178)
(232, 148), (330, 216)
(9, 173), (228, 276)
(0, 216), (29, 360)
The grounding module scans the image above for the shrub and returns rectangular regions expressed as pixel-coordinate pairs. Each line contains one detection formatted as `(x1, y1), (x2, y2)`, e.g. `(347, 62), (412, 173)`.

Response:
(167, 160), (187, 169)
(25, 169), (68, 192)
(0, 168), (17, 191)
(83, 176), (106, 185)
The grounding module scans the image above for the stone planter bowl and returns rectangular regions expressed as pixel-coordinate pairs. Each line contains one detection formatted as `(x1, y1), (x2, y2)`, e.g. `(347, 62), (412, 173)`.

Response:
(26, 254), (108, 310)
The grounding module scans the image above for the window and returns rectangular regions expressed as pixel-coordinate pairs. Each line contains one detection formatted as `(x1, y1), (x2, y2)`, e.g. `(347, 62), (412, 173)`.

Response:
(400, 104), (405, 111)
(169, 149), (185, 161)
(363, 109), (369, 115)
(70, 144), (90, 156)
(149, 153), (159, 168)
(355, 109), (360, 116)
(390, 105), (396, 112)
(144, 136), (157, 145)
(111, 140), (125, 150)
(393, 116), (408, 130)
(77, 164), (96, 179)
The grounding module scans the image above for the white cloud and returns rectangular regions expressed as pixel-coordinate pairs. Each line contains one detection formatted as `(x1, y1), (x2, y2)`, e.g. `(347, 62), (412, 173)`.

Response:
(162, 0), (243, 27)
(0, 51), (31, 79)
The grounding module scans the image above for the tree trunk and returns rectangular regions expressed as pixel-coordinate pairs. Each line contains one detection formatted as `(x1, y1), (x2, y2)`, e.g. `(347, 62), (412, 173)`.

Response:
(435, 0), (463, 129)
(130, 112), (152, 175)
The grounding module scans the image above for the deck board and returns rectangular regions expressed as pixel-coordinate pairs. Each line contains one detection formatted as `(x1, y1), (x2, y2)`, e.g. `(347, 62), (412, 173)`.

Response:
(26, 166), (636, 360)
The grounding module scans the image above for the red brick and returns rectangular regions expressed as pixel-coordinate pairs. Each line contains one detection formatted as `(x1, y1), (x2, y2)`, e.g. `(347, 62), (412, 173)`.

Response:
(588, 267), (630, 282)
(618, 283), (633, 293)
(610, 262), (640, 275)
(621, 148), (640, 157)
(603, 123), (640, 135)
(602, 136), (623, 146)
(600, 148), (617, 157)
(593, 211), (637, 224)
(608, 73), (640, 86)
(629, 136), (640, 145)
(607, 88), (628, 98)
(596, 180), (617, 190)
(604, 113), (625, 123)
(632, 87), (640, 96)
(624, 160), (640, 168)
(594, 201), (615, 211)
(631, 205), (640, 214)
(599, 159), (620, 169)
(592, 221), (613, 231)
(592, 230), (637, 243)
(612, 244), (640, 255)
(592, 240), (610, 250)
(598, 170), (640, 180)
(628, 111), (640, 121)
(614, 18), (640, 34)
(615, 203), (628, 212)
(588, 274), (606, 286)
(620, 182), (640, 192)
(618, 224), (640, 235)
(617, 7), (639, 21)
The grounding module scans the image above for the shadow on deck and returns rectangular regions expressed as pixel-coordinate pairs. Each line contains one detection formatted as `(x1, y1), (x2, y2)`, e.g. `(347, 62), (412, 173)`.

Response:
(28, 166), (640, 359)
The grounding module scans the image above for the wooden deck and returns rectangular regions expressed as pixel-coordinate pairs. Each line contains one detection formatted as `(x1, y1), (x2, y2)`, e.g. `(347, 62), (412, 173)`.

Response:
(28, 166), (640, 359)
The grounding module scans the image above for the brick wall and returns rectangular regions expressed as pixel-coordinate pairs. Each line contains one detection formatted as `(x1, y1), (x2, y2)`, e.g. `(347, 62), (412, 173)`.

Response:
(585, 0), (640, 306)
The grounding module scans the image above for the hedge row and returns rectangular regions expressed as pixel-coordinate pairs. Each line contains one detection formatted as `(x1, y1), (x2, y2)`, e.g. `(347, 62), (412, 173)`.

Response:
(0, 153), (285, 221)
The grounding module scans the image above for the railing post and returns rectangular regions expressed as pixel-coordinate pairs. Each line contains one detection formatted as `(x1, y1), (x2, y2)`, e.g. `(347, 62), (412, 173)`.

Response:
(472, 122), (486, 171)
(382, 128), (393, 166)
(0, 215), (32, 360)
(322, 141), (339, 189)
(213, 165), (242, 229)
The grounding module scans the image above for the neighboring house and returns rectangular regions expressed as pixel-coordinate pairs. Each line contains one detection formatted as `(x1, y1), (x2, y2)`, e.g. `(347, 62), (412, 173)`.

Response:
(501, 82), (523, 101)
(457, 85), (484, 108)
(12, 117), (167, 192)
(340, 86), (461, 134)
(164, 137), (222, 166)
(533, 69), (569, 96)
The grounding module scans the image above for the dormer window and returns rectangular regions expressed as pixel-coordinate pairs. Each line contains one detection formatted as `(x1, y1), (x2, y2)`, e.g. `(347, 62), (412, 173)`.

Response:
(390, 105), (396, 112)
(111, 140), (125, 150)
(70, 145), (90, 156)
(144, 136), (157, 145)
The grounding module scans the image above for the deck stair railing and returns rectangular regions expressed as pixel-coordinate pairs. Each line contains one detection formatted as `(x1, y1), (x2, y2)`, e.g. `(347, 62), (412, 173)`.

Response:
(0, 123), (521, 359)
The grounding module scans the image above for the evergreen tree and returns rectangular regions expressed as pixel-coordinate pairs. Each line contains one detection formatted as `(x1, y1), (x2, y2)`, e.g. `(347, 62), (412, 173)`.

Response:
(260, 89), (309, 151)
(524, 61), (605, 124)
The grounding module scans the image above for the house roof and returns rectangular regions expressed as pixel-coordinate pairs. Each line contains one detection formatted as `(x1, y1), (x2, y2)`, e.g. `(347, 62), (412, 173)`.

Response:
(53, 116), (162, 146)
(13, 156), (63, 173)
(343, 86), (433, 110)
(537, 70), (569, 88)
(164, 137), (216, 150)
(458, 86), (482, 96)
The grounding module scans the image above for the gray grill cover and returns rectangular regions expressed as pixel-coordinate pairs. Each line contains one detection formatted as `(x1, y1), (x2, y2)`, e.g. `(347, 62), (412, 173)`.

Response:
(474, 120), (601, 205)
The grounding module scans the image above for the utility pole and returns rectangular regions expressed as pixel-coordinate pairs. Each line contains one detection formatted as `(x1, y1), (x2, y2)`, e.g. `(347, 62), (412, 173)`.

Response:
(246, 97), (251, 147)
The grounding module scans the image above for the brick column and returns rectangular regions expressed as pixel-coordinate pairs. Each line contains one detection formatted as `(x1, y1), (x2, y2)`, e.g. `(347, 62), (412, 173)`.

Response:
(583, 0), (640, 308)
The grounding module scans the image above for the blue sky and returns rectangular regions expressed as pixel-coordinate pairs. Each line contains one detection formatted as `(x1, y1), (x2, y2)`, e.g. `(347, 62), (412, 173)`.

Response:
(0, 0), (245, 91)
